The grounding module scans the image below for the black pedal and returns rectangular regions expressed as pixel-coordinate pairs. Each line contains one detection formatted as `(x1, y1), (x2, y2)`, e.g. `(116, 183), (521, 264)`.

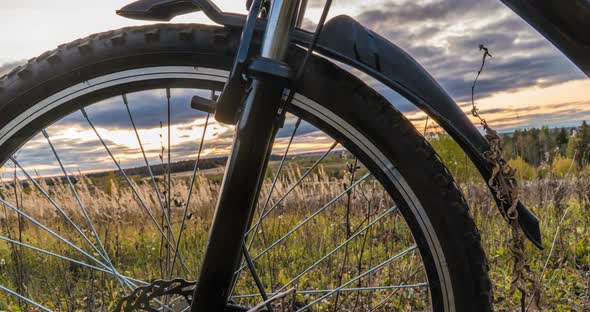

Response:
(190, 95), (217, 114)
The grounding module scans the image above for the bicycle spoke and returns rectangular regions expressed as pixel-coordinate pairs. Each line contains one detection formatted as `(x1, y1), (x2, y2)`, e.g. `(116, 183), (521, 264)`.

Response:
(236, 172), (371, 273)
(242, 244), (273, 311)
(0, 194), (137, 294)
(124, 93), (184, 291)
(0, 235), (146, 286)
(230, 117), (303, 297)
(232, 283), (428, 299)
(123, 94), (168, 239)
(245, 140), (338, 237)
(170, 91), (212, 276)
(80, 107), (194, 279)
(273, 205), (398, 294)
(247, 117), (302, 249)
(0, 196), (110, 270)
(41, 129), (136, 293)
(42, 129), (114, 266)
(0, 284), (51, 312)
(166, 88), (173, 277)
(124, 92), (178, 281)
(9, 156), (114, 269)
(297, 245), (418, 311)
(369, 266), (425, 311)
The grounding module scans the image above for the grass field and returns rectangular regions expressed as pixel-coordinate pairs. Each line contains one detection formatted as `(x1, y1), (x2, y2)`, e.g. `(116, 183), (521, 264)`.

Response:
(0, 150), (588, 311)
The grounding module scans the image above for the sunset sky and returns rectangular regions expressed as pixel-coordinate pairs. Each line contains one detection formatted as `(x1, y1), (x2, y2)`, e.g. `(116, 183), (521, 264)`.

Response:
(1, 0), (589, 175)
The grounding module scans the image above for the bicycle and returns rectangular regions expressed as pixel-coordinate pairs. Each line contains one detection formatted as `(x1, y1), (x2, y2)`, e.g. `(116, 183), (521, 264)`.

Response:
(0, 0), (587, 310)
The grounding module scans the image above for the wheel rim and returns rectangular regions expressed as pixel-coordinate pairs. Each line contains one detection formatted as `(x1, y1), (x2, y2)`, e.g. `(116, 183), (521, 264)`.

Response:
(0, 66), (450, 311)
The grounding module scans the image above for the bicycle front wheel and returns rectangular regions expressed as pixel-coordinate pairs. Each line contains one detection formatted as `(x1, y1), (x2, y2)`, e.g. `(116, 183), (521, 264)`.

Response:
(0, 24), (491, 311)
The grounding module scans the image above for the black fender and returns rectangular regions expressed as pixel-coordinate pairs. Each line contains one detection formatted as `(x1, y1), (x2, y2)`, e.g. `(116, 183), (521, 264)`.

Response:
(118, 0), (542, 248)
(117, 0), (201, 21)
(310, 16), (542, 248)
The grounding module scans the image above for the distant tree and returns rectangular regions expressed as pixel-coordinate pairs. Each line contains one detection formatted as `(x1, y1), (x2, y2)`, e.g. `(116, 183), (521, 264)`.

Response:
(566, 133), (580, 160)
(520, 130), (539, 165)
(429, 122), (590, 177)
(564, 121), (590, 166)
(538, 127), (554, 163)
(555, 128), (568, 155)
(502, 135), (514, 160)
(580, 121), (590, 164)
(581, 120), (590, 137)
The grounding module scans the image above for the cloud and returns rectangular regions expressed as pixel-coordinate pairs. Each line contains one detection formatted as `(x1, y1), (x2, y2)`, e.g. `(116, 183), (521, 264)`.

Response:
(357, 0), (497, 23)
(59, 89), (209, 130)
(355, 0), (586, 103)
(2, 0), (590, 176)
(308, 0), (358, 7)
(12, 133), (126, 176)
(276, 117), (319, 139)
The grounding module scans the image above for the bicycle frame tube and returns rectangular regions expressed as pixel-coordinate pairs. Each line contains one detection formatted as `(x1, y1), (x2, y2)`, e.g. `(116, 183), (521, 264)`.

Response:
(191, 0), (300, 310)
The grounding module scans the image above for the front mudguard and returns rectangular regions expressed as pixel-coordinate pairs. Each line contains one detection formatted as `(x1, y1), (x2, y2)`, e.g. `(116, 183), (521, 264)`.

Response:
(307, 16), (542, 248)
(118, 0), (542, 248)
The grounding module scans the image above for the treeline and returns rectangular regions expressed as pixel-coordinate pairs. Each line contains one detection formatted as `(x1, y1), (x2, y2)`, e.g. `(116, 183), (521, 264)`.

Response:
(428, 121), (590, 181)
(502, 121), (590, 167)
(85, 157), (228, 179)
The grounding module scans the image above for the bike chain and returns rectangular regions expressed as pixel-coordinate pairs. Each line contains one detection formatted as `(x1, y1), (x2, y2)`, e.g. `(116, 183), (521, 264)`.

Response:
(113, 278), (196, 311)
(472, 45), (541, 310)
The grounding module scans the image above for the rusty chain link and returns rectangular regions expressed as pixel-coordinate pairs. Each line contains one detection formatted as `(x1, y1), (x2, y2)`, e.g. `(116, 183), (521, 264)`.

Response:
(472, 45), (541, 311)
(113, 278), (196, 311)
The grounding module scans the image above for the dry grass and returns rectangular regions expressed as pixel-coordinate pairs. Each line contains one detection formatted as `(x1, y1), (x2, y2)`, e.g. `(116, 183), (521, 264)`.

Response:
(0, 160), (587, 311)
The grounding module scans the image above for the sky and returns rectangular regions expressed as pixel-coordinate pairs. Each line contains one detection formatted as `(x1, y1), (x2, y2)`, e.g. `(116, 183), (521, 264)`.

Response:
(1, 0), (589, 175)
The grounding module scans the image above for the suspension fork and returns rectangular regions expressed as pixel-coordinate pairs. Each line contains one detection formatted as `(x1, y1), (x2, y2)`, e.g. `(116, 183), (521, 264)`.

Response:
(190, 0), (300, 310)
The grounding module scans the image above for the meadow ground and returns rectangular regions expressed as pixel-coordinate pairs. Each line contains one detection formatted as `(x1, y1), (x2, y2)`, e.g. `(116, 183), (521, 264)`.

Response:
(0, 151), (588, 311)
